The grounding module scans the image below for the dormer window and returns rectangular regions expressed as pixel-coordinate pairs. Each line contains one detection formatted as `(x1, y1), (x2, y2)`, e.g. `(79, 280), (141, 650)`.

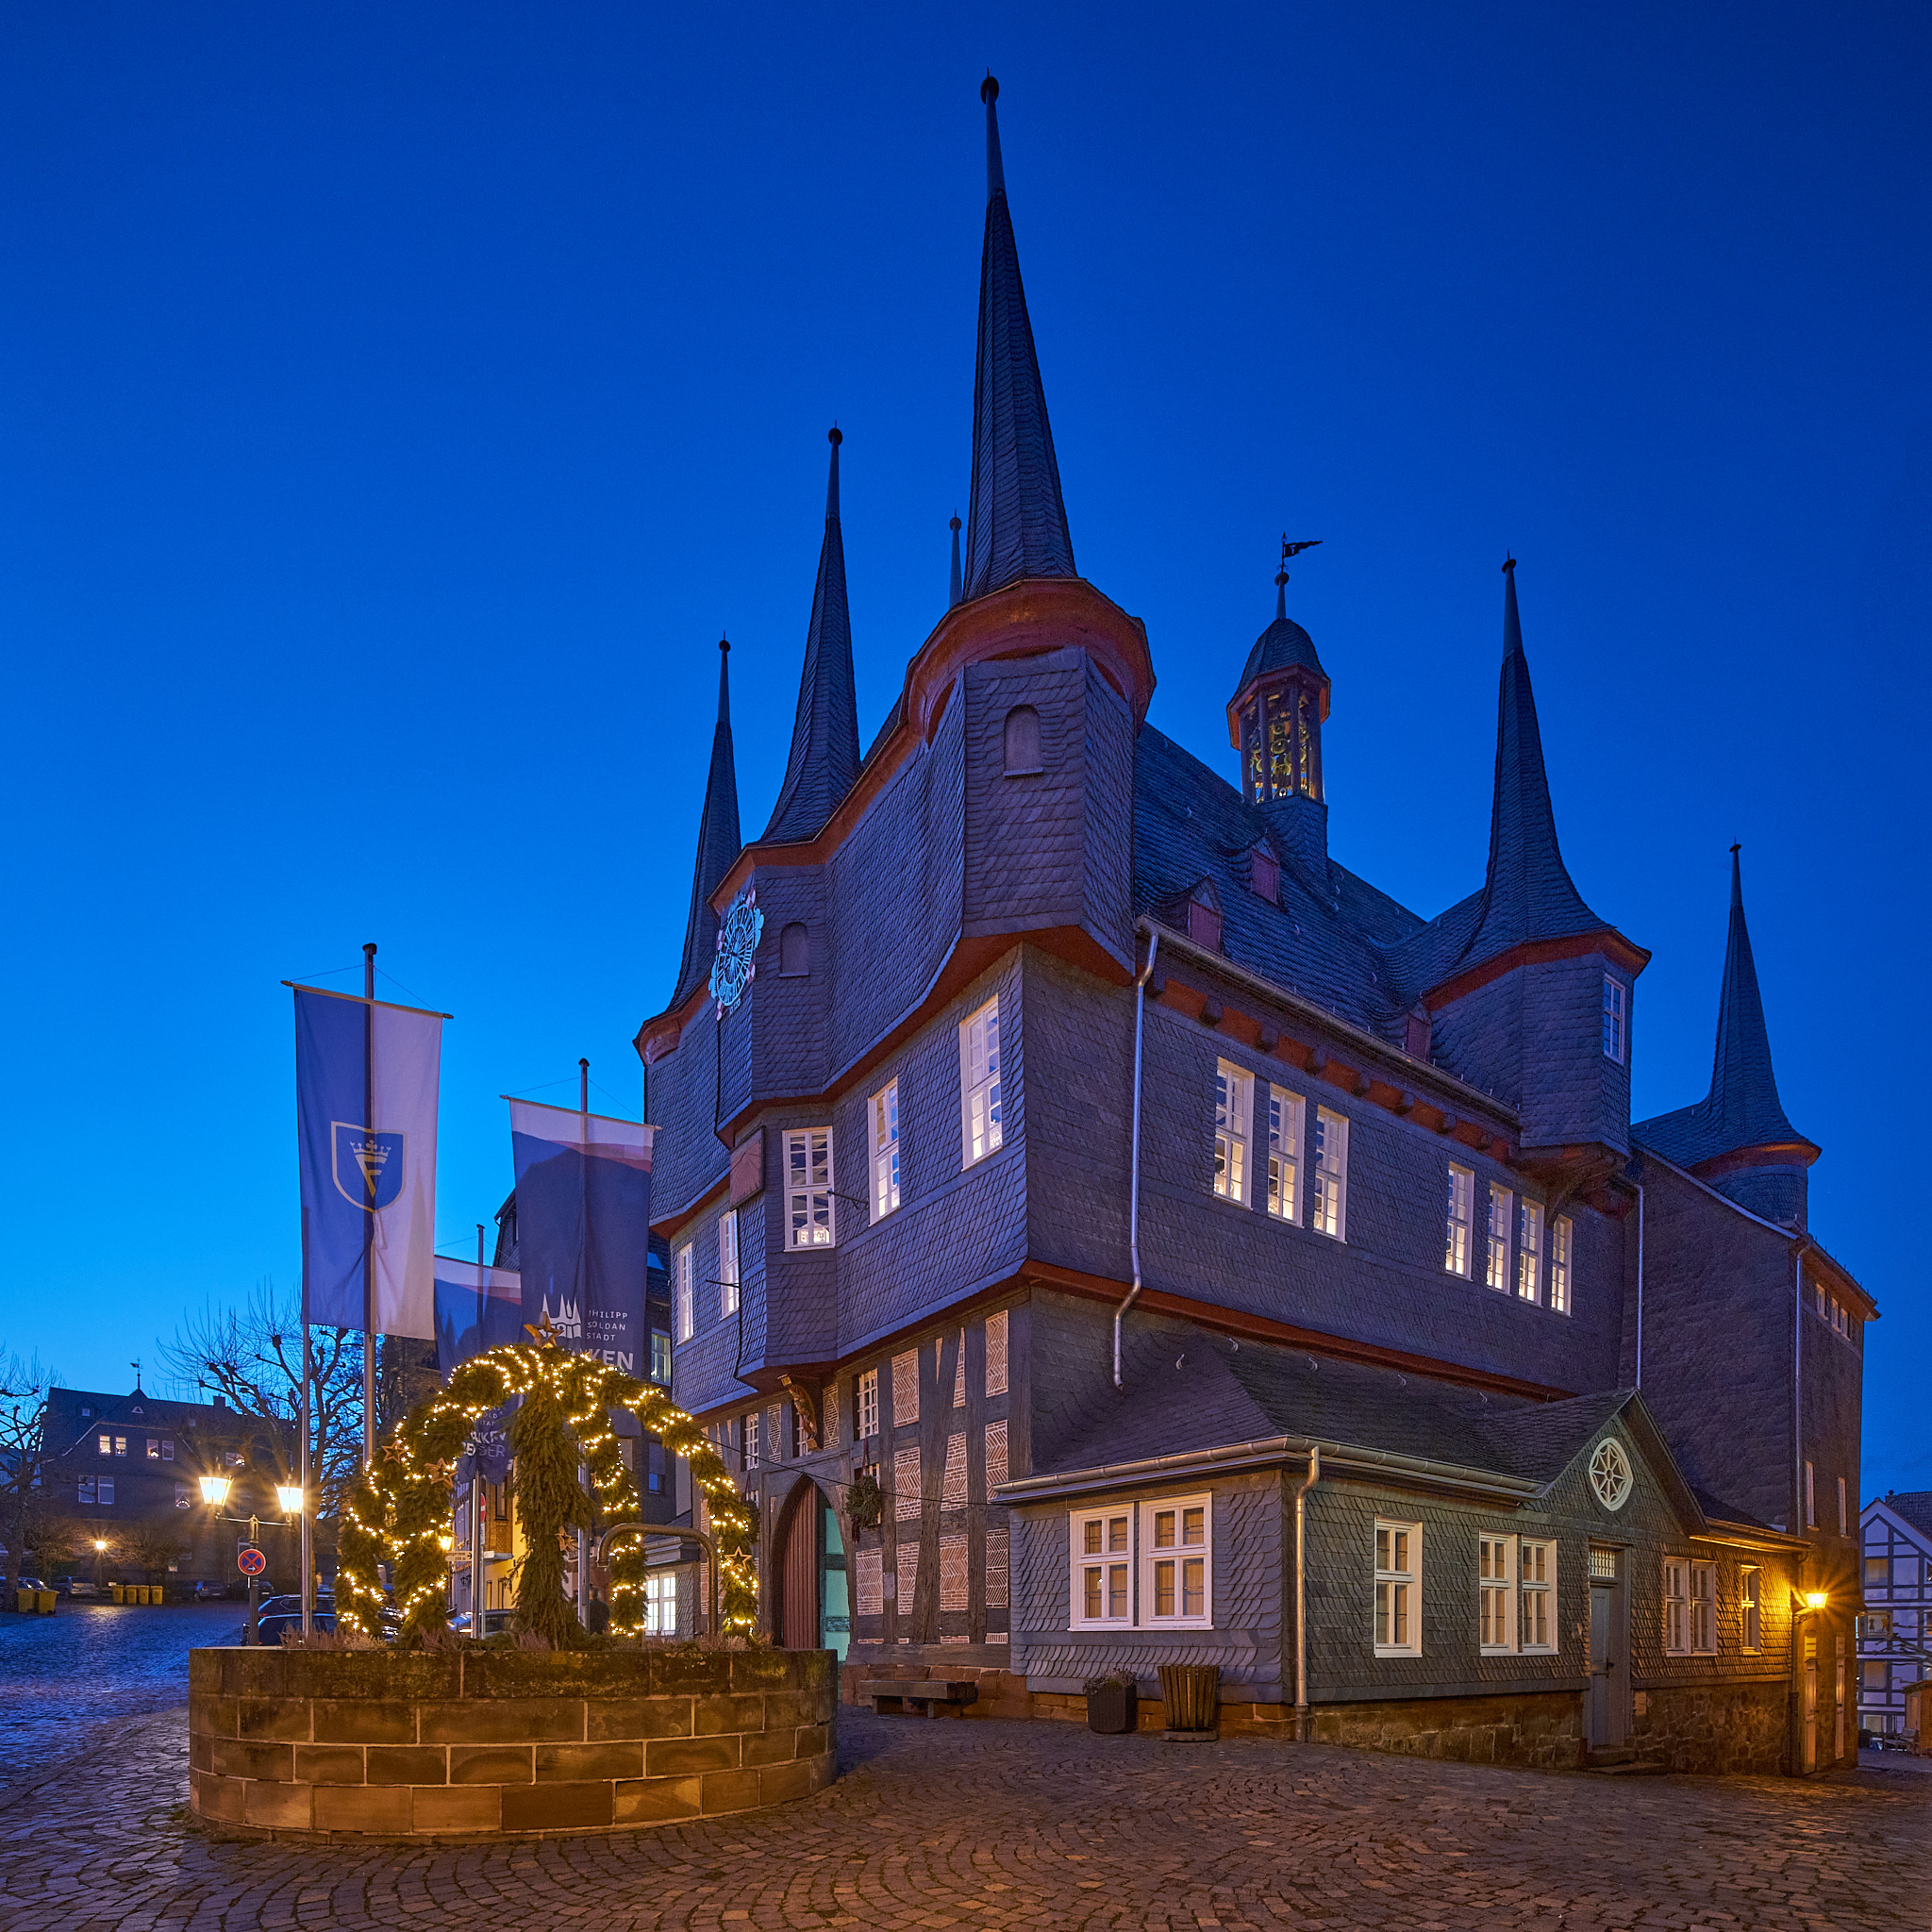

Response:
(1247, 844), (1280, 904)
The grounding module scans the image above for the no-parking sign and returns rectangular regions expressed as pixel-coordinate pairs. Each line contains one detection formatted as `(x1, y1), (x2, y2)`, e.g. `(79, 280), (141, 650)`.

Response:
(237, 1543), (267, 1577)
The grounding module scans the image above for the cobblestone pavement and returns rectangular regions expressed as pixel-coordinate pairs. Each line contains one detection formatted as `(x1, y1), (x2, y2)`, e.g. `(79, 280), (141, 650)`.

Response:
(2, 1705), (1925, 1931)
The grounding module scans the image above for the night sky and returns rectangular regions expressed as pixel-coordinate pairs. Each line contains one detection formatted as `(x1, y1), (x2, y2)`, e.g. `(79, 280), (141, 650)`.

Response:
(5, 4), (1926, 1497)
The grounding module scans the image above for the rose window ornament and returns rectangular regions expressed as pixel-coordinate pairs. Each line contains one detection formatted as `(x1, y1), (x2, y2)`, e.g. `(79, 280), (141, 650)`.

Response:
(1588, 1438), (1632, 1511)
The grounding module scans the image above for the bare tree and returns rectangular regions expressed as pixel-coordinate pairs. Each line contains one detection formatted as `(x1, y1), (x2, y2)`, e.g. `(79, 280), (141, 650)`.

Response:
(157, 1281), (365, 1530)
(0, 1350), (60, 1597)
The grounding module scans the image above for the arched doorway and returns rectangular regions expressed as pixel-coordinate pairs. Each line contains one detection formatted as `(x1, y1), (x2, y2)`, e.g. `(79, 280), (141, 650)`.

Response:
(772, 1479), (850, 1657)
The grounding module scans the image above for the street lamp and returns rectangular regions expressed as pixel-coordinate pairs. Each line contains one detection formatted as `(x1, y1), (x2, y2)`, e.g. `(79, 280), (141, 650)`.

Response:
(275, 1484), (305, 1516)
(198, 1474), (232, 1507)
(199, 1475), (302, 1645)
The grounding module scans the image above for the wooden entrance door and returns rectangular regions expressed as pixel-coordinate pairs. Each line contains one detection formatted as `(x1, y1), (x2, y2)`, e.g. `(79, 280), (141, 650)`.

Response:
(1588, 1548), (1625, 1750)
(1802, 1635), (1818, 1771)
(775, 1483), (820, 1651)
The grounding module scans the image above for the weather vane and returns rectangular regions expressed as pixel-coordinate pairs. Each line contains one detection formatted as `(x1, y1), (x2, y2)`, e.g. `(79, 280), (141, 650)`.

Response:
(1277, 535), (1322, 585)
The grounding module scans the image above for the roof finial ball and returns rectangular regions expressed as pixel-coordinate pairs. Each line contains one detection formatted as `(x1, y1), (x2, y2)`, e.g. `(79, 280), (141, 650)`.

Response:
(981, 73), (998, 105)
(719, 634), (729, 655)
(828, 425), (841, 447)
(1502, 554), (1517, 574)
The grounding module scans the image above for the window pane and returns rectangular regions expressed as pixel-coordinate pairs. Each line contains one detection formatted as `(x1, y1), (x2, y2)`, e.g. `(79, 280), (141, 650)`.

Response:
(1108, 1564), (1128, 1621)
(1084, 1521), (1102, 1556)
(1155, 1559), (1175, 1617)
(1084, 1568), (1102, 1619)
(1182, 1558), (1205, 1618)
(1375, 1580), (1390, 1645)
(1108, 1515), (1128, 1553)
(1182, 1507), (1205, 1547)
(1154, 1509), (1175, 1549)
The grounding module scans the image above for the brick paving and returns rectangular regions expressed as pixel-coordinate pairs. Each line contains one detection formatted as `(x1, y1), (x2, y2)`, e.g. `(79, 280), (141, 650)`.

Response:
(1, 1705), (1926, 1930)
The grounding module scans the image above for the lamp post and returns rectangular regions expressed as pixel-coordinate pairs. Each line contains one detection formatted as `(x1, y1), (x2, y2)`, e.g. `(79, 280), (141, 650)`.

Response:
(92, 1538), (107, 1591)
(199, 1474), (303, 1645)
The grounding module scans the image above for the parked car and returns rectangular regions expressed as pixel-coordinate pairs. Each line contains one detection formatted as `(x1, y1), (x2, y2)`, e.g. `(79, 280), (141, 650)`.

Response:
(49, 1576), (100, 1599)
(447, 1608), (514, 1637)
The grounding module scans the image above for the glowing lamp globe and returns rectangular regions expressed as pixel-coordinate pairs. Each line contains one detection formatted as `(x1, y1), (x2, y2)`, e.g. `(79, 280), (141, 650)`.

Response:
(198, 1474), (232, 1507)
(1805, 1590), (1829, 1612)
(275, 1485), (305, 1516)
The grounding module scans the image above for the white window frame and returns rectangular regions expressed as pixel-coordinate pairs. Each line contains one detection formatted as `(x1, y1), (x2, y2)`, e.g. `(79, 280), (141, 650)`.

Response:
(1663, 1557), (1690, 1656)
(871, 1079), (901, 1218)
(1518, 1200), (1543, 1305)
(1310, 1107), (1348, 1241)
(78, 1476), (95, 1505)
(744, 1410), (760, 1473)
(1445, 1164), (1473, 1276)
(1805, 1459), (1816, 1528)
(1265, 1085), (1302, 1223)
(1603, 975), (1626, 1063)
(717, 1209), (740, 1320)
(643, 1572), (676, 1636)
(1690, 1560), (1718, 1655)
(960, 997), (1004, 1167)
(857, 1368), (879, 1442)
(1550, 1214), (1574, 1315)
(1479, 1533), (1514, 1654)
(1374, 1519), (1422, 1657)
(1141, 1493), (1212, 1629)
(1213, 1060), (1251, 1206)
(1070, 1504), (1135, 1630)
(784, 1127), (837, 1248)
(673, 1242), (694, 1343)
(1519, 1538), (1556, 1653)
(1486, 1186), (1513, 1291)
(1740, 1565), (1760, 1653)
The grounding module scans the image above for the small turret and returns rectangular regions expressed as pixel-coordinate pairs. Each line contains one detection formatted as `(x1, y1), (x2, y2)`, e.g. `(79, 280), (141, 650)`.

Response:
(670, 636), (742, 1008)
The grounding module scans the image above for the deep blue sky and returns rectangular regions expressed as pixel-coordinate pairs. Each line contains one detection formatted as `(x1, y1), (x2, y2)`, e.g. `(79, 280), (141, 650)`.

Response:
(4, 5), (1926, 1497)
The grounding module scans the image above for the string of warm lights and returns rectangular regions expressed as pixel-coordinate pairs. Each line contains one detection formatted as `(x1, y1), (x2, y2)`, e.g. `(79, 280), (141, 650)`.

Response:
(335, 1335), (759, 1643)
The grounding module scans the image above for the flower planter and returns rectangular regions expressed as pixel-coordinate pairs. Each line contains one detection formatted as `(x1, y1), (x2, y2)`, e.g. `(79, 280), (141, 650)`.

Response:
(1085, 1682), (1138, 1735)
(188, 1645), (838, 1841)
(1158, 1663), (1220, 1740)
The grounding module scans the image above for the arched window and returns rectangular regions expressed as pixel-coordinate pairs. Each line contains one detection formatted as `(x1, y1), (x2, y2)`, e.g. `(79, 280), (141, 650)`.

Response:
(1003, 705), (1042, 775)
(779, 922), (809, 977)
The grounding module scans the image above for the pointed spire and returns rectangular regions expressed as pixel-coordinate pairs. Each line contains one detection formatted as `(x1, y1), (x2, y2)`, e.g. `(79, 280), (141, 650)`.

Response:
(949, 512), (963, 608)
(1453, 558), (1611, 974)
(961, 75), (1075, 601)
(671, 636), (742, 1008)
(762, 427), (863, 844)
(1703, 845), (1807, 1151)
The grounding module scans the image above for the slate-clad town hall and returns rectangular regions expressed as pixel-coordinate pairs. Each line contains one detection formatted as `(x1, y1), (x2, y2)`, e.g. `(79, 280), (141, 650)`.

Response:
(635, 78), (1873, 1776)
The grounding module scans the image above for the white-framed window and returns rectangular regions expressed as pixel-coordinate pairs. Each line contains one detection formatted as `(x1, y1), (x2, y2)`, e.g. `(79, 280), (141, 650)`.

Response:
(744, 1410), (760, 1472)
(1265, 1085), (1302, 1222)
(1550, 1215), (1573, 1315)
(717, 1210), (740, 1319)
(1740, 1565), (1760, 1652)
(1141, 1495), (1211, 1627)
(1213, 1060), (1251, 1205)
(1374, 1520), (1422, 1656)
(1311, 1108), (1347, 1240)
(98, 1478), (114, 1505)
(1071, 1506), (1134, 1628)
(1805, 1459), (1816, 1528)
(1486, 1186), (1512, 1291)
(78, 1477), (95, 1505)
(1690, 1560), (1718, 1654)
(1518, 1200), (1543, 1304)
(651, 1328), (672, 1384)
(785, 1127), (836, 1247)
(1838, 1475), (1848, 1535)
(673, 1242), (694, 1342)
(1603, 975), (1626, 1063)
(1519, 1539), (1555, 1652)
(97, 1433), (110, 1457)
(857, 1368), (879, 1442)
(871, 1080), (901, 1218)
(1479, 1534), (1514, 1653)
(1445, 1164), (1473, 1276)
(643, 1573), (676, 1636)
(1663, 1558), (1690, 1655)
(960, 997), (1003, 1166)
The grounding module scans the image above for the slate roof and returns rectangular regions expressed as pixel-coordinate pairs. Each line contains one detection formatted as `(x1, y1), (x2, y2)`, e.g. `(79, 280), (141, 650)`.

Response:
(960, 78), (1075, 601)
(1133, 723), (1424, 1038)
(762, 431), (863, 846)
(1883, 1492), (1932, 1542)
(670, 640), (742, 1010)
(1233, 579), (1327, 692)
(1633, 848), (1816, 1169)
(1385, 565), (1615, 1002)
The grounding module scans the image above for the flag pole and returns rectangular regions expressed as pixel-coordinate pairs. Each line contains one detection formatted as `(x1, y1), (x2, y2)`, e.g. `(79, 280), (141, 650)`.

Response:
(472, 1222), (487, 1629)
(362, 941), (377, 1470)
(577, 1058), (591, 1630)
(299, 1206), (314, 1638)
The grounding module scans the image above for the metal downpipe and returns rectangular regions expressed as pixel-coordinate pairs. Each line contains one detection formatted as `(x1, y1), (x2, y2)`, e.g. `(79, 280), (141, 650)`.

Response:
(1115, 927), (1160, 1389)
(1292, 1444), (1321, 1740)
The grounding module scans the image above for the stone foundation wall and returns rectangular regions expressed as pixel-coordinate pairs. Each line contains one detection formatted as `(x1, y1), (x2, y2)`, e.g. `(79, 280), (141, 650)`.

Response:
(1307, 1692), (1586, 1768)
(189, 1645), (836, 1841)
(1633, 1681), (1790, 1775)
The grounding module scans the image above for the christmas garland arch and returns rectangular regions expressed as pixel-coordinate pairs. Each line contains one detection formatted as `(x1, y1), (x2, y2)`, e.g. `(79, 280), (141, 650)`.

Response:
(334, 1336), (758, 1645)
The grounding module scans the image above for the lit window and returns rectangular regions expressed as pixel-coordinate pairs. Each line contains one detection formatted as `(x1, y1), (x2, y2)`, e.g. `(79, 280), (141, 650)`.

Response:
(1141, 1495), (1211, 1627)
(1740, 1566), (1760, 1652)
(857, 1368), (879, 1442)
(1519, 1540), (1555, 1652)
(1479, 1535), (1513, 1653)
(1266, 1086), (1302, 1223)
(1374, 1520), (1421, 1656)
(718, 1210), (740, 1319)
(1690, 1561), (1718, 1654)
(97, 1433), (110, 1457)
(174, 1482), (192, 1509)
(146, 1438), (160, 1460)
(651, 1329), (672, 1385)
(1445, 1165), (1473, 1276)
(1518, 1201), (1543, 1304)
(872, 1080), (901, 1218)
(1072, 1507), (1134, 1628)
(114, 1436), (126, 1457)
(1213, 1061), (1251, 1206)
(960, 999), (1003, 1167)
(1310, 1108), (1347, 1240)
(1550, 1215), (1574, 1315)
(785, 1128), (837, 1247)
(673, 1243), (693, 1342)
(644, 1574), (676, 1636)
(1602, 976), (1626, 1063)
(1486, 1187), (1513, 1291)
(1663, 1558), (1690, 1656)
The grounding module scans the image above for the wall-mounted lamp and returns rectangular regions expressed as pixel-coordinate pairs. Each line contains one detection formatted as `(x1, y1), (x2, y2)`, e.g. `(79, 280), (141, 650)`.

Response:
(1797, 1590), (1829, 1614)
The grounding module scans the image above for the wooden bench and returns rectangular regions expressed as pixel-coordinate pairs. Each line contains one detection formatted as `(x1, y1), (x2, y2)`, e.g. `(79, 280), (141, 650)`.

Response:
(860, 1677), (980, 1719)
